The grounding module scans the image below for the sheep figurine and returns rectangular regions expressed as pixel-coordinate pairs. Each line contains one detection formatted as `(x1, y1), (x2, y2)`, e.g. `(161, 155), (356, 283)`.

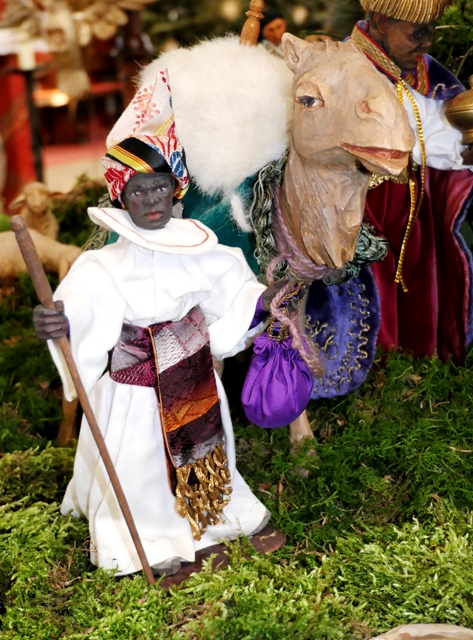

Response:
(0, 228), (81, 282)
(8, 182), (61, 239)
(2, 182), (81, 282)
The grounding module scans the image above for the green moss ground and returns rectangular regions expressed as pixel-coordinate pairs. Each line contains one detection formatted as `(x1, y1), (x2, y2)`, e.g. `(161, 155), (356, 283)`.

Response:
(2, 179), (473, 637)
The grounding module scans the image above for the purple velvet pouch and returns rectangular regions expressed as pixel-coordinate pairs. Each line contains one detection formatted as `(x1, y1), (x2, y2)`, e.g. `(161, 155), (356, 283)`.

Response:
(241, 333), (313, 428)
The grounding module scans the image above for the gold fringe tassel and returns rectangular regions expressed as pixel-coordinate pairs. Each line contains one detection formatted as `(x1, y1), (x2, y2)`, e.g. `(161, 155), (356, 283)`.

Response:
(175, 443), (232, 541)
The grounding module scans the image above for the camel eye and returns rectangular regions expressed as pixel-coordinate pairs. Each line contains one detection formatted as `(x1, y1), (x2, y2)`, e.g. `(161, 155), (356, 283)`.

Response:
(296, 95), (324, 108)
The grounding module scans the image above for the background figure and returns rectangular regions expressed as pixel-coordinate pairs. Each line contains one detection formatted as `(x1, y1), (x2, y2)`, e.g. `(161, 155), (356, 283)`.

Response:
(350, 0), (473, 364)
(258, 7), (287, 57)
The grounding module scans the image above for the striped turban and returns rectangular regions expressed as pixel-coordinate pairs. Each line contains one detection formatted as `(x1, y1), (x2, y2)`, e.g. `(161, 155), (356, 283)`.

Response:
(102, 68), (189, 207)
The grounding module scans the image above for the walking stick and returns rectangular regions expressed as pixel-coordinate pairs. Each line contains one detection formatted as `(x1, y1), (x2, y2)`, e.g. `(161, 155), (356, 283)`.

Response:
(11, 215), (156, 585)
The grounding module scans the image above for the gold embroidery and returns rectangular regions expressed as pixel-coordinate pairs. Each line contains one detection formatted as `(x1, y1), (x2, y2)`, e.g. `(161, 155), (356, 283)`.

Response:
(369, 166), (411, 189)
(431, 82), (463, 99)
(305, 321), (338, 361)
(305, 280), (371, 395)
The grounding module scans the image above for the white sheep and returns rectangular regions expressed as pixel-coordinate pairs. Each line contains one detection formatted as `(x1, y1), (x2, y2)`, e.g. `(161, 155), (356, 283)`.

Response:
(8, 182), (61, 239)
(0, 229), (81, 282)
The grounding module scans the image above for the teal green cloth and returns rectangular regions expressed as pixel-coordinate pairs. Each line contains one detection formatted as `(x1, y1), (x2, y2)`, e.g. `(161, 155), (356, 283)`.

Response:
(107, 231), (120, 245)
(182, 176), (259, 274)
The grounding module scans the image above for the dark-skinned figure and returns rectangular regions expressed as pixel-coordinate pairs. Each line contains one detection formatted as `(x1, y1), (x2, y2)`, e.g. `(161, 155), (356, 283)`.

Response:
(33, 69), (284, 578)
(350, 0), (473, 363)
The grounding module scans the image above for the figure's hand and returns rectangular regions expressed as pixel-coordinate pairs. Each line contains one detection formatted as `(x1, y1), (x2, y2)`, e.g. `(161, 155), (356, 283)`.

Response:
(262, 278), (290, 311)
(33, 300), (69, 340)
(461, 146), (473, 166)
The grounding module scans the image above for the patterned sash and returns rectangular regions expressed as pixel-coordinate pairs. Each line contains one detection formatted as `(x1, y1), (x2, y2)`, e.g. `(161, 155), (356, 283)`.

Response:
(110, 305), (231, 540)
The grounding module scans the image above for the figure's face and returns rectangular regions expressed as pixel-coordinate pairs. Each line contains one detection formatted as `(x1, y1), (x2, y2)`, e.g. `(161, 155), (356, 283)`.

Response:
(374, 15), (437, 71)
(262, 18), (287, 46)
(122, 173), (175, 231)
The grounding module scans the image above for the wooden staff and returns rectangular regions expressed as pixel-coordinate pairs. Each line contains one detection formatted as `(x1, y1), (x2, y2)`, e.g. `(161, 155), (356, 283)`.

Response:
(240, 0), (265, 46)
(10, 215), (156, 585)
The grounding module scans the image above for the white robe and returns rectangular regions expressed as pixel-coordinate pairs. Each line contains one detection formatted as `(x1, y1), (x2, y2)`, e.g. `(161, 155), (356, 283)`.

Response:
(49, 207), (269, 576)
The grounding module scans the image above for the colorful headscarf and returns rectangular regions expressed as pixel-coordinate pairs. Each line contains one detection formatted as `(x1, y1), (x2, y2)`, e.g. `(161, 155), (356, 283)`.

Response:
(102, 68), (189, 207)
(359, 0), (450, 23)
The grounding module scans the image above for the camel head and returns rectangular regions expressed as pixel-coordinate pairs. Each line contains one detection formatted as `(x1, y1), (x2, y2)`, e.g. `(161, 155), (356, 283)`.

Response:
(282, 34), (415, 176)
(278, 34), (415, 271)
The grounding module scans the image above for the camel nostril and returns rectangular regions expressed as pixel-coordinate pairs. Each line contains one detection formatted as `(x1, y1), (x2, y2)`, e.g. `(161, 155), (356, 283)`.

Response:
(358, 100), (371, 114)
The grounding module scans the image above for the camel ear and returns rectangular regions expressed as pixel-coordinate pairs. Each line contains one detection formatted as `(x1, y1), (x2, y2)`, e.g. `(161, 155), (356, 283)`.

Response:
(282, 33), (310, 72)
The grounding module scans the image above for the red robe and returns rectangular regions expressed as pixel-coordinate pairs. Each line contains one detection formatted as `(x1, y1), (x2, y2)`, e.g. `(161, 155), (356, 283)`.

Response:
(352, 21), (473, 364)
(364, 169), (473, 363)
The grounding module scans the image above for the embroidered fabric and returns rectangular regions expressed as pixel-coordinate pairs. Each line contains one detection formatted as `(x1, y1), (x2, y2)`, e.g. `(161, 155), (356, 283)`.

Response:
(109, 305), (231, 540)
(110, 306), (223, 462)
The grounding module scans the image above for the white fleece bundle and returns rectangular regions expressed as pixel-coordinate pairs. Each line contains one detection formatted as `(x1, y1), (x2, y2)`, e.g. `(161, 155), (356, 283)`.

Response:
(139, 36), (293, 199)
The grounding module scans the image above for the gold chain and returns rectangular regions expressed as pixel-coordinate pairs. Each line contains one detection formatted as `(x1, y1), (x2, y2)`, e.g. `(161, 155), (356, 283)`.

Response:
(394, 78), (427, 292)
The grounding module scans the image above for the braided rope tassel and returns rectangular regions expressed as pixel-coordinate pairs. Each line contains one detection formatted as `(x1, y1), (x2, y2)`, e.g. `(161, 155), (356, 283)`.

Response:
(394, 79), (427, 292)
(175, 443), (232, 541)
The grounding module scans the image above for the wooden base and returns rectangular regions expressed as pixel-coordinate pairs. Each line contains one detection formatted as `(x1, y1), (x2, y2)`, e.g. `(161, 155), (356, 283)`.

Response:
(159, 524), (286, 589)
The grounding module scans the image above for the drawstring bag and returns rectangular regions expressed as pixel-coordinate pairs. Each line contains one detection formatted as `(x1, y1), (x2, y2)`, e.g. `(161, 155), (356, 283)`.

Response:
(241, 284), (313, 428)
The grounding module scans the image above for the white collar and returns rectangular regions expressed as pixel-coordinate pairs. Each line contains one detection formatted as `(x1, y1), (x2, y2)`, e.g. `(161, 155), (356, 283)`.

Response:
(88, 207), (218, 255)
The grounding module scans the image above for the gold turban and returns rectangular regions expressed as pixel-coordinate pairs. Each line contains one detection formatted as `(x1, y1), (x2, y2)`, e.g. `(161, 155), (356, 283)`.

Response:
(360, 0), (450, 23)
